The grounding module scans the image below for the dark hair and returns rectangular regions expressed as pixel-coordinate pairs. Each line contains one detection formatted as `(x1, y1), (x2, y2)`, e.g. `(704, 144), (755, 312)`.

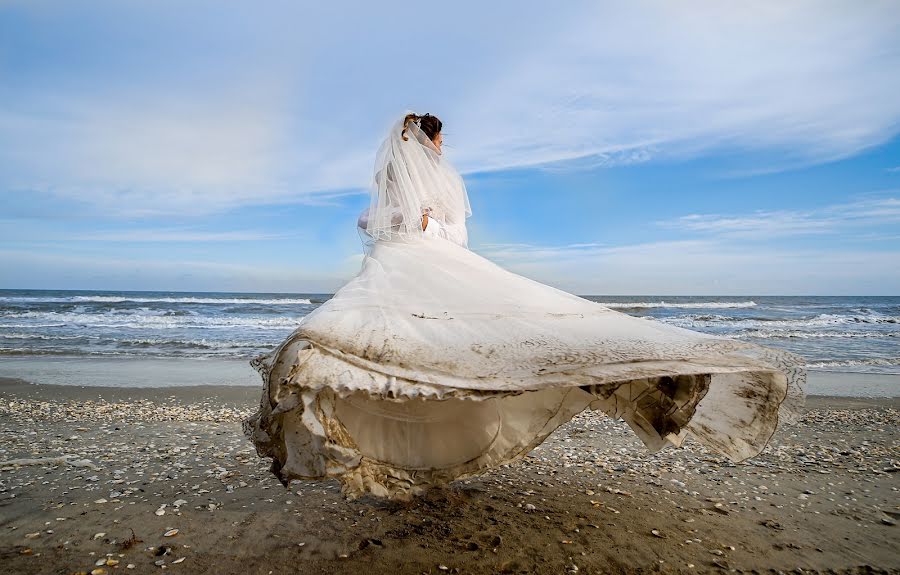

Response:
(402, 113), (442, 142)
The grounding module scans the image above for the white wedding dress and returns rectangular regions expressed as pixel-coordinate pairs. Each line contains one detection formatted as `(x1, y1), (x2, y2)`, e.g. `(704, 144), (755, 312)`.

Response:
(244, 118), (805, 500)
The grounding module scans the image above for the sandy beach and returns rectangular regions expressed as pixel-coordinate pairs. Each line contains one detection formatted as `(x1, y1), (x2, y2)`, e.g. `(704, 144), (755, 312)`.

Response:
(0, 377), (897, 574)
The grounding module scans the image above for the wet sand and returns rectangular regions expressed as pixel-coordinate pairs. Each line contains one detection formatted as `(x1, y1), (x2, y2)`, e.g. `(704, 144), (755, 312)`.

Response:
(0, 377), (897, 574)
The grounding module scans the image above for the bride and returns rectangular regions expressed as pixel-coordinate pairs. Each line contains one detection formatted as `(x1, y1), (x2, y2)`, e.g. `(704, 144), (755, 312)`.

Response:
(243, 112), (805, 500)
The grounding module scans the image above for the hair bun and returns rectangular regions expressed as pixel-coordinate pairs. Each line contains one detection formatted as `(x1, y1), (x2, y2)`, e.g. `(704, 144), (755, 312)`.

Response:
(401, 112), (420, 141)
(401, 112), (441, 142)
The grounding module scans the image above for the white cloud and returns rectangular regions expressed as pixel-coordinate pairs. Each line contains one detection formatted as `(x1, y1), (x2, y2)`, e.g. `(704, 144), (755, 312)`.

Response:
(474, 195), (900, 294)
(476, 242), (607, 262)
(449, 1), (900, 173)
(474, 239), (900, 295)
(658, 196), (900, 239)
(0, 249), (351, 293)
(2, 1), (899, 215)
(71, 228), (297, 242)
(0, 89), (304, 216)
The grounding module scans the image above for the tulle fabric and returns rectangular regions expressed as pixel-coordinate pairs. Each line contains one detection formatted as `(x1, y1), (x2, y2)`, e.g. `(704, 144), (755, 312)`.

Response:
(244, 236), (805, 499)
(364, 116), (471, 245)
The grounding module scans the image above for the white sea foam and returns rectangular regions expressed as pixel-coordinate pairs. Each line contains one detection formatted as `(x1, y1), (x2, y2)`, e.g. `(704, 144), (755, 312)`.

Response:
(595, 300), (757, 309)
(112, 337), (268, 349)
(0, 323), (68, 329)
(0, 310), (304, 330)
(0, 333), (89, 341)
(0, 295), (313, 305)
(0, 334), (269, 348)
(807, 358), (900, 369)
(0, 348), (257, 358)
(735, 330), (897, 340)
(660, 313), (899, 330)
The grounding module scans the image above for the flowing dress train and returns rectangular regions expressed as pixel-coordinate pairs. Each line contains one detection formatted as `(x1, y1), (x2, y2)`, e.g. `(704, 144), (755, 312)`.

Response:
(243, 234), (805, 499)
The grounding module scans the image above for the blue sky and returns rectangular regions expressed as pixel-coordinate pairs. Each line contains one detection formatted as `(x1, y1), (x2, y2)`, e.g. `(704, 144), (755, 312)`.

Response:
(1, 1), (899, 295)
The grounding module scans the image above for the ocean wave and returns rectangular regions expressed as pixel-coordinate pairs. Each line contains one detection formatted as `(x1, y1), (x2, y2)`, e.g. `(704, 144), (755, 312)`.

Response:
(113, 337), (268, 350)
(0, 331), (269, 349)
(661, 312), (899, 329)
(0, 295), (313, 305)
(0, 333), (91, 341)
(595, 300), (757, 309)
(0, 347), (260, 359)
(734, 330), (897, 339)
(0, 322), (68, 329)
(807, 358), (900, 369)
(0, 310), (305, 330)
(0, 348), (134, 357)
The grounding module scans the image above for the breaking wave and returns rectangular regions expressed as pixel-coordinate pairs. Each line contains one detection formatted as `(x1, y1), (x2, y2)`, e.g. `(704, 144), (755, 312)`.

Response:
(0, 295), (313, 305)
(0, 310), (304, 330)
(807, 358), (900, 373)
(595, 300), (757, 309)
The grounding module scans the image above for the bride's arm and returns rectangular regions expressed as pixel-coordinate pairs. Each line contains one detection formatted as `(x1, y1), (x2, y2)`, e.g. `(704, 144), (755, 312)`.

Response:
(357, 208), (405, 230)
(358, 206), (429, 234)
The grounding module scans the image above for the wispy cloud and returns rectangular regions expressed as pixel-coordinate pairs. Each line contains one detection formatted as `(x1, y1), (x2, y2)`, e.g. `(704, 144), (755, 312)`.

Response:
(472, 195), (900, 294)
(658, 197), (900, 239)
(71, 229), (297, 242)
(450, 2), (900, 174)
(0, 90), (301, 217)
(0, 248), (352, 293)
(477, 242), (607, 261)
(1, 1), (898, 216)
(474, 238), (900, 295)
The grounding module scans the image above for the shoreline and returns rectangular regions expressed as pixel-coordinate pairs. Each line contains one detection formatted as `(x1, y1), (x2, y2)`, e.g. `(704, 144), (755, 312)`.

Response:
(2, 376), (899, 410)
(1, 356), (899, 397)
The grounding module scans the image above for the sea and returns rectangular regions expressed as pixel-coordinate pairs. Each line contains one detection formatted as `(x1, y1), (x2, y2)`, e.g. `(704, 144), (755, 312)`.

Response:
(0, 290), (897, 393)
